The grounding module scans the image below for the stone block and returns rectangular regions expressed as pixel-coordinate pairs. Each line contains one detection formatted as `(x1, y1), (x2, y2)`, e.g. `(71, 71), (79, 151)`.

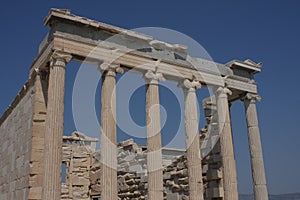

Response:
(205, 187), (224, 198)
(206, 169), (222, 180)
(28, 187), (42, 200)
(167, 192), (180, 199)
(29, 174), (43, 187)
(30, 161), (44, 174)
(30, 149), (44, 162)
(72, 175), (90, 186)
(129, 164), (142, 172)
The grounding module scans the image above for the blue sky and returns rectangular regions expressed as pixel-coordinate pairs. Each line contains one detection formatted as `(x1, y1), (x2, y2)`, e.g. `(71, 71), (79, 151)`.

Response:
(1, 0), (300, 195)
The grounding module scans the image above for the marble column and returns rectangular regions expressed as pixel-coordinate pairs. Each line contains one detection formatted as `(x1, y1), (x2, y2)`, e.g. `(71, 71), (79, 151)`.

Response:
(215, 87), (238, 200)
(99, 63), (123, 200)
(144, 70), (165, 200)
(242, 93), (268, 200)
(42, 51), (71, 200)
(180, 79), (204, 200)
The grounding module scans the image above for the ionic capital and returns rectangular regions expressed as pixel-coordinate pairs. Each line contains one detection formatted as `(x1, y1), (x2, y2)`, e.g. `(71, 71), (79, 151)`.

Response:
(98, 62), (124, 77)
(144, 70), (165, 85)
(50, 51), (72, 69)
(179, 78), (201, 92)
(241, 93), (261, 103)
(215, 87), (232, 97)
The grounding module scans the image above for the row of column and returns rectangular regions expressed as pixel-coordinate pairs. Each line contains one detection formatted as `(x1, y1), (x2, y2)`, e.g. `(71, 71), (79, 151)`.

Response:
(41, 52), (268, 200)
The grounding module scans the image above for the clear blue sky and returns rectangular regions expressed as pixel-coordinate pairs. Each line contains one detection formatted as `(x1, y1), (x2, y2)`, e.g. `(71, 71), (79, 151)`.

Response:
(1, 0), (299, 195)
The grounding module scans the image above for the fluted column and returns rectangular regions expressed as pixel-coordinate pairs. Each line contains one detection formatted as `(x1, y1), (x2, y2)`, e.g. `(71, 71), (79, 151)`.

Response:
(242, 93), (268, 200)
(180, 79), (204, 200)
(215, 87), (238, 200)
(42, 51), (71, 200)
(99, 63), (123, 200)
(144, 70), (165, 200)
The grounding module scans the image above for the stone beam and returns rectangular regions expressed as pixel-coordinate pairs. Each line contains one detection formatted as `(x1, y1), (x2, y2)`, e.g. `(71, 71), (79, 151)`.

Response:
(50, 33), (257, 94)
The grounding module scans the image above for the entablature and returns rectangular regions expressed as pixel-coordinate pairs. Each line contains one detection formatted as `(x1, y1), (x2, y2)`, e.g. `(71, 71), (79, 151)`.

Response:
(30, 8), (261, 95)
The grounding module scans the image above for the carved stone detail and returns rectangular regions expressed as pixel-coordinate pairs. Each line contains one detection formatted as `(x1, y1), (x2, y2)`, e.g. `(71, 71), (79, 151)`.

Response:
(215, 86), (232, 97)
(144, 70), (165, 85)
(98, 62), (124, 77)
(242, 92), (262, 103)
(50, 51), (72, 69)
(179, 78), (202, 92)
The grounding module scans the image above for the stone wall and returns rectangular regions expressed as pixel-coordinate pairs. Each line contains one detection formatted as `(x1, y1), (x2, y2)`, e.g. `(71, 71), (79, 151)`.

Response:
(0, 80), (35, 200)
(28, 73), (48, 200)
(61, 132), (98, 200)
(62, 134), (224, 200)
(0, 73), (48, 200)
(163, 145), (223, 200)
(201, 97), (224, 199)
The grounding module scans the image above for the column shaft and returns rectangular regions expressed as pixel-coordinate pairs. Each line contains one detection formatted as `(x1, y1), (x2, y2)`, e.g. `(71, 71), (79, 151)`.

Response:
(101, 69), (118, 200)
(244, 94), (268, 200)
(145, 70), (164, 200)
(216, 87), (238, 200)
(42, 52), (71, 200)
(182, 79), (204, 200)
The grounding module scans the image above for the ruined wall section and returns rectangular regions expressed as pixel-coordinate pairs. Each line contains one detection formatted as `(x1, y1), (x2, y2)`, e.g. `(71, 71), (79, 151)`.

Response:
(90, 139), (148, 199)
(163, 144), (223, 200)
(61, 132), (97, 200)
(0, 79), (35, 200)
(62, 135), (223, 200)
(90, 139), (186, 200)
(201, 98), (224, 199)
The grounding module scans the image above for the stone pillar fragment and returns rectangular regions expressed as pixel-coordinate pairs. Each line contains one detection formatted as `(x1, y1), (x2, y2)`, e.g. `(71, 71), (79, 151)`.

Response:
(28, 69), (48, 200)
(144, 70), (165, 200)
(242, 93), (268, 200)
(180, 79), (204, 200)
(99, 63), (123, 200)
(215, 87), (238, 200)
(42, 51), (71, 200)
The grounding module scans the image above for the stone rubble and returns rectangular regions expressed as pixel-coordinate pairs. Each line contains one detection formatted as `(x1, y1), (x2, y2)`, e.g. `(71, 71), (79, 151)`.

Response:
(61, 133), (224, 200)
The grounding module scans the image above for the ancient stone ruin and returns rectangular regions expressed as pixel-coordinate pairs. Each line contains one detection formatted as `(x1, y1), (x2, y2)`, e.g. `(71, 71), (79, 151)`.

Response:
(0, 8), (268, 200)
(61, 127), (223, 200)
